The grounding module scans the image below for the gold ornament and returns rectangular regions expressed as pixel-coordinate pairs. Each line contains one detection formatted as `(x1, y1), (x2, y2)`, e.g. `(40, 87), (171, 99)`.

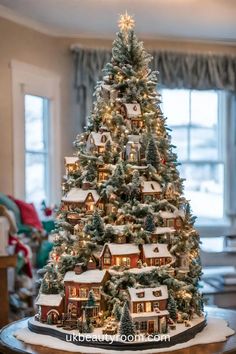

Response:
(118, 12), (135, 33)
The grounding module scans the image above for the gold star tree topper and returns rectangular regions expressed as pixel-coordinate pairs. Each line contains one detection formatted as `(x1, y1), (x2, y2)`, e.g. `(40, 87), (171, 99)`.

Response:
(118, 12), (135, 33)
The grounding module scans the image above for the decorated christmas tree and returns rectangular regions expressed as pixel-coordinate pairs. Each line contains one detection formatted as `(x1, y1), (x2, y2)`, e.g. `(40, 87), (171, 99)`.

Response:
(35, 13), (205, 344)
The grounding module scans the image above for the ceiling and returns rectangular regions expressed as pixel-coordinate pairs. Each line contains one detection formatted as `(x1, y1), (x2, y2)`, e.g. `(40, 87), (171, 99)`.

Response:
(0, 0), (235, 43)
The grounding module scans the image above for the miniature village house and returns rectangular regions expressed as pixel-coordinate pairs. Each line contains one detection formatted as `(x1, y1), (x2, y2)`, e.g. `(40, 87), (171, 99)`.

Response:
(128, 285), (169, 333)
(125, 135), (141, 162)
(159, 210), (184, 229)
(121, 103), (144, 128)
(142, 243), (173, 266)
(98, 165), (112, 182)
(87, 132), (112, 154)
(64, 156), (79, 175)
(64, 267), (109, 319)
(141, 181), (162, 202)
(100, 243), (140, 269)
(150, 227), (176, 243)
(35, 294), (64, 324)
(61, 187), (103, 214)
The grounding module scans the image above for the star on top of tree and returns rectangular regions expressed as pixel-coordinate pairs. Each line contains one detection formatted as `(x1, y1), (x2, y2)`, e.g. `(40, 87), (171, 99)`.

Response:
(118, 12), (135, 33)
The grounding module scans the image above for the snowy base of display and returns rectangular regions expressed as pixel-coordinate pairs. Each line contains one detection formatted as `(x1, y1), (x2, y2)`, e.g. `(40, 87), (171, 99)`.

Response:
(13, 316), (234, 353)
(13, 314), (234, 352)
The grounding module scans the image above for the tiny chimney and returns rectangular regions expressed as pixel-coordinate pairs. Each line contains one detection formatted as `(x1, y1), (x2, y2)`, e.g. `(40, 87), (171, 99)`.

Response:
(87, 257), (96, 270)
(74, 262), (84, 275)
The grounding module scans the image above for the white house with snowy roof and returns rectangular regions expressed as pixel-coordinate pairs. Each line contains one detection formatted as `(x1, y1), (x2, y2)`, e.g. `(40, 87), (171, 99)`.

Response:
(87, 132), (112, 154)
(141, 181), (162, 201)
(100, 243), (140, 269)
(127, 285), (169, 333)
(61, 187), (103, 213)
(142, 243), (173, 266)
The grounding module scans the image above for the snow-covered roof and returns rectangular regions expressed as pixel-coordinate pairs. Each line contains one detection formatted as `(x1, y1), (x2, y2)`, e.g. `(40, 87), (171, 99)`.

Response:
(105, 224), (127, 234)
(131, 310), (169, 318)
(142, 243), (172, 259)
(64, 269), (107, 284)
(142, 181), (162, 193)
(61, 188), (100, 203)
(102, 243), (140, 256)
(159, 209), (185, 219)
(154, 227), (176, 235)
(128, 285), (168, 302)
(123, 103), (141, 118)
(64, 157), (78, 165)
(35, 294), (63, 307)
(89, 132), (112, 147)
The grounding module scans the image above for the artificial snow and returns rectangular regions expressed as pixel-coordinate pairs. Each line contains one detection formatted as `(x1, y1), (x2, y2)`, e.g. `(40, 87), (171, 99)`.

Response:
(64, 157), (78, 165)
(153, 227), (175, 235)
(128, 285), (168, 302)
(64, 269), (107, 283)
(159, 209), (185, 219)
(61, 188), (100, 203)
(35, 294), (63, 307)
(142, 243), (172, 259)
(142, 181), (161, 193)
(14, 316), (234, 353)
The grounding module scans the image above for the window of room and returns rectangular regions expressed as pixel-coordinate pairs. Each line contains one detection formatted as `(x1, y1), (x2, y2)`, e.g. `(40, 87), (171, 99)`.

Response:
(24, 94), (50, 207)
(161, 89), (225, 226)
(11, 61), (61, 208)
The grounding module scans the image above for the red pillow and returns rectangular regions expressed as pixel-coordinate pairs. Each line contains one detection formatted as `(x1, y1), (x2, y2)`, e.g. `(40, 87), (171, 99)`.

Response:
(10, 197), (43, 231)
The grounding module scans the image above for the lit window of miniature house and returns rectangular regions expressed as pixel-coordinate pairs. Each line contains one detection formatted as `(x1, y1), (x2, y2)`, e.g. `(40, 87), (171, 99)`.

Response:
(98, 166), (111, 183)
(64, 157), (79, 175)
(159, 210), (184, 229)
(125, 135), (141, 162)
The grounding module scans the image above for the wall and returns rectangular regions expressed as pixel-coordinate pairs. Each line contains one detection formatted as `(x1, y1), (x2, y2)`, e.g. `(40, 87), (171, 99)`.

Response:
(0, 16), (235, 195)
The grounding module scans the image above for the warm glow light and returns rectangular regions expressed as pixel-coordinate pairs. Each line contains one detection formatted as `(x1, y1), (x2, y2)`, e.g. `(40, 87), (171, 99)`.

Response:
(118, 12), (135, 33)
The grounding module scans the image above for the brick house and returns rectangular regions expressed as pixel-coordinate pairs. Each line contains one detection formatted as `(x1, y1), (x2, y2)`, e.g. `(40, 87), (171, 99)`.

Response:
(128, 285), (169, 333)
(142, 243), (173, 266)
(100, 243), (140, 269)
(35, 294), (64, 324)
(159, 210), (185, 229)
(63, 267), (109, 319)
(150, 227), (175, 243)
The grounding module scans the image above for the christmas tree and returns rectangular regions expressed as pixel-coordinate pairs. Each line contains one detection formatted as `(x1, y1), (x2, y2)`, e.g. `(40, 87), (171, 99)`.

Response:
(37, 13), (204, 337)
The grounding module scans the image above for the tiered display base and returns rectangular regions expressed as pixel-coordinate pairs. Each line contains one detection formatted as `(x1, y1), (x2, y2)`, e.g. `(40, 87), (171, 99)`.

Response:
(26, 315), (207, 351)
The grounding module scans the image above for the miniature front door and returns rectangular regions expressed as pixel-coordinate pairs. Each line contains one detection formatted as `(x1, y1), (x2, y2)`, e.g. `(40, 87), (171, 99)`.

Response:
(148, 320), (154, 333)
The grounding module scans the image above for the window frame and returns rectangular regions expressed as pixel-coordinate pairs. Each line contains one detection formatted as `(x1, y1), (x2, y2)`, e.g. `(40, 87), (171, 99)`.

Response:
(11, 60), (61, 206)
(160, 87), (236, 237)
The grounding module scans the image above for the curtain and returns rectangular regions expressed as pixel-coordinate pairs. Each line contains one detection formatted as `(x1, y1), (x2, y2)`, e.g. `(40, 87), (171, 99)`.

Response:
(72, 47), (236, 125)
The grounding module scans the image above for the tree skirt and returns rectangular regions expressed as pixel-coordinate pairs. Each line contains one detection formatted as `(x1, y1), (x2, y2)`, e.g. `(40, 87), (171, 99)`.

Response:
(14, 317), (234, 353)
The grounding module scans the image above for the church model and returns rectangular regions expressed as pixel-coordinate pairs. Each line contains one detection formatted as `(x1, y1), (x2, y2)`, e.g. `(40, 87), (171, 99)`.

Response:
(30, 13), (206, 350)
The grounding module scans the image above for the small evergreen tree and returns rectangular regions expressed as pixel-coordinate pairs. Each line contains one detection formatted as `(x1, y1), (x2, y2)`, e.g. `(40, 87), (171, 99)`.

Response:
(144, 213), (155, 232)
(130, 170), (141, 199)
(119, 301), (135, 340)
(167, 296), (178, 320)
(113, 302), (122, 321)
(86, 290), (96, 308)
(146, 136), (160, 170)
(91, 210), (105, 242)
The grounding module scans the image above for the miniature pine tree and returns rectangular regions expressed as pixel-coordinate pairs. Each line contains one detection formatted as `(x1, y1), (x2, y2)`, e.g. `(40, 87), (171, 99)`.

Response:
(113, 302), (122, 321)
(119, 302), (135, 340)
(91, 210), (105, 240)
(167, 296), (178, 321)
(86, 290), (96, 308)
(146, 136), (160, 170)
(144, 213), (155, 232)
